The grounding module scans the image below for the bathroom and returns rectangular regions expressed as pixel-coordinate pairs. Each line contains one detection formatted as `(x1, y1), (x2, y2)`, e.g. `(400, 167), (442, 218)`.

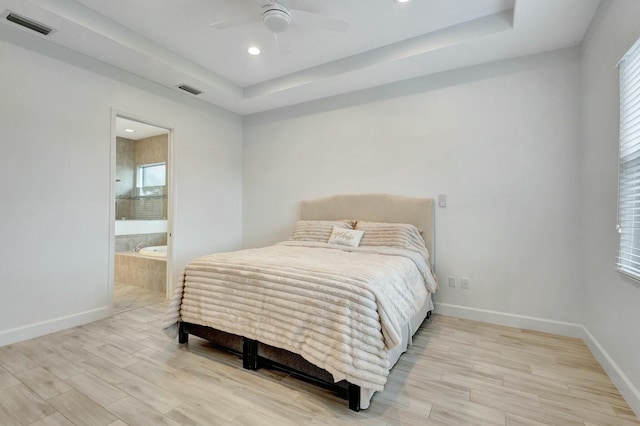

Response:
(114, 118), (169, 302)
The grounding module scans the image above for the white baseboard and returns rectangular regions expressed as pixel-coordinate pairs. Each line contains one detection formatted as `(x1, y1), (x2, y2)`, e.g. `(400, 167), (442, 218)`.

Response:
(0, 307), (111, 347)
(434, 302), (585, 338)
(581, 326), (640, 417)
(434, 302), (640, 418)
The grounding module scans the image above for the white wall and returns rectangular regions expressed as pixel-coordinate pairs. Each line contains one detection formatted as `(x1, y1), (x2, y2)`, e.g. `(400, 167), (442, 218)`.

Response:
(580, 0), (640, 413)
(114, 220), (167, 236)
(0, 31), (243, 345)
(244, 47), (584, 328)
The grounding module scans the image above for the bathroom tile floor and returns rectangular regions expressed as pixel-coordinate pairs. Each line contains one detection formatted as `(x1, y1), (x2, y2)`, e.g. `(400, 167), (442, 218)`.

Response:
(114, 282), (166, 315)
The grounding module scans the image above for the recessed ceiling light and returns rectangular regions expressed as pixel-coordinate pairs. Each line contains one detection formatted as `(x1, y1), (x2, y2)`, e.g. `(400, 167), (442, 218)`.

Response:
(248, 46), (261, 55)
(396, 0), (410, 3)
(125, 129), (134, 133)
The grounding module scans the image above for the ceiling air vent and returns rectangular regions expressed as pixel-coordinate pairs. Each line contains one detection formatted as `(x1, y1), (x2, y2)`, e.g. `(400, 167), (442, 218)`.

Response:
(5, 12), (54, 36)
(177, 84), (203, 96)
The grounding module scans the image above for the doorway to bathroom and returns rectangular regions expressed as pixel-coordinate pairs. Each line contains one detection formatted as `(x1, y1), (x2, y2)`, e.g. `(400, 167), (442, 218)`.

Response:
(110, 115), (173, 314)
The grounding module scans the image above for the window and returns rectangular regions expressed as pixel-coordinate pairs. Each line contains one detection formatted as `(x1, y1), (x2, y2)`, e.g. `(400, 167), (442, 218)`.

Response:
(617, 37), (640, 279)
(137, 163), (166, 188)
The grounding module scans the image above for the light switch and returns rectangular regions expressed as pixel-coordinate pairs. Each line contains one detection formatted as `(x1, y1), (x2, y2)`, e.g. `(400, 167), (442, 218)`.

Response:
(438, 194), (447, 208)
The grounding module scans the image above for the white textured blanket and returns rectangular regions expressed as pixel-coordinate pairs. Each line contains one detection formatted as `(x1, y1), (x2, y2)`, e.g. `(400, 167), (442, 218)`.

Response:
(162, 241), (437, 390)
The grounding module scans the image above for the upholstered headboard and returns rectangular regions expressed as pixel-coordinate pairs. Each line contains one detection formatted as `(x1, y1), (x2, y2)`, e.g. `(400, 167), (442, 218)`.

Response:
(300, 194), (435, 266)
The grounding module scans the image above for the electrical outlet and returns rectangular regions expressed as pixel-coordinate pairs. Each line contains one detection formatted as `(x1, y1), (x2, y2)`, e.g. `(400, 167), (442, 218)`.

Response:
(448, 277), (456, 288)
(461, 278), (470, 289)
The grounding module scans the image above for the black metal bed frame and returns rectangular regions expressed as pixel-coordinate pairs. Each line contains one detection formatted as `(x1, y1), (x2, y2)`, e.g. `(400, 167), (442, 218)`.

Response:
(178, 310), (431, 412)
(178, 321), (362, 411)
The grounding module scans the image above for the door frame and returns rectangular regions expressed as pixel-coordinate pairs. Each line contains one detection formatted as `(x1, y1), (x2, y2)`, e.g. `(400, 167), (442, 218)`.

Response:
(108, 109), (176, 311)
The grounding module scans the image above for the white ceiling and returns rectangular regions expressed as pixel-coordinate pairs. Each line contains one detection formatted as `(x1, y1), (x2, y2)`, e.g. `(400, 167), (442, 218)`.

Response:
(116, 117), (169, 140)
(0, 0), (600, 115)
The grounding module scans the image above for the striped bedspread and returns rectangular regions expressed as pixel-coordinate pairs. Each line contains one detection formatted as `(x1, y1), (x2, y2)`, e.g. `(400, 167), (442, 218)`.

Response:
(162, 241), (437, 390)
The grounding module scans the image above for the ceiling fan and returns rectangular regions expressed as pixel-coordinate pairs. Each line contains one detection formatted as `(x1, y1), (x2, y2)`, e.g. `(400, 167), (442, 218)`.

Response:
(210, 0), (350, 53)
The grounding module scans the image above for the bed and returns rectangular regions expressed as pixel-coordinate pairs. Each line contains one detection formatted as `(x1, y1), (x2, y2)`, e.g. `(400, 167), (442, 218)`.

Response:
(162, 193), (438, 411)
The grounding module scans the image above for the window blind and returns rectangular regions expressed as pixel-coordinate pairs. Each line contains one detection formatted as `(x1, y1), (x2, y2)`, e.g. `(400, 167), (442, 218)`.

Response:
(617, 37), (640, 279)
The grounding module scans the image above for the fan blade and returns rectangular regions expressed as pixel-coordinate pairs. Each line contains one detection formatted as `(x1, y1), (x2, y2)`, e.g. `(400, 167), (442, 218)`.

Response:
(251, 0), (274, 6)
(275, 31), (292, 55)
(291, 9), (350, 33)
(210, 13), (262, 30)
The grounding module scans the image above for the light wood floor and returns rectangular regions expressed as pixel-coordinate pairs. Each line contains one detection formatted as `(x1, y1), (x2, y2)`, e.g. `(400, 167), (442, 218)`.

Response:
(0, 291), (638, 426)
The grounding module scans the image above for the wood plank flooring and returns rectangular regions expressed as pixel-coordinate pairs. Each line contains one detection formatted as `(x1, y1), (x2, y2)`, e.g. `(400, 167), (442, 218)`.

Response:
(0, 289), (638, 425)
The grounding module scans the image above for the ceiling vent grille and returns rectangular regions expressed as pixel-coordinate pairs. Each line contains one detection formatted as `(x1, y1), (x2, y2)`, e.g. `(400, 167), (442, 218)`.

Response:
(177, 84), (203, 96)
(5, 12), (54, 35)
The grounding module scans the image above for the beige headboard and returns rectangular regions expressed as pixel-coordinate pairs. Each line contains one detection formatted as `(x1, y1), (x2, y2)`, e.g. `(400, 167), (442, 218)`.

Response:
(300, 194), (435, 266)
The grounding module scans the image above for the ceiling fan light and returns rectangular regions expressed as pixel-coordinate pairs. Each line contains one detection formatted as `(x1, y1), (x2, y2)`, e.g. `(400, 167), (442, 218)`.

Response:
(263, 9), (291, 33)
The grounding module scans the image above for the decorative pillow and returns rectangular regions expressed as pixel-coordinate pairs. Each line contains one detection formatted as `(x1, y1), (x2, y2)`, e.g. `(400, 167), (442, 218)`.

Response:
(355, 221), (428, 257)
(328, 226), (364, 248)
(290, 220), (352, 242)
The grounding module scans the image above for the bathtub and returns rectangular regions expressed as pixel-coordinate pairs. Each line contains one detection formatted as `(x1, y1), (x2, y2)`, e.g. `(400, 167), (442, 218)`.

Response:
(138, 245), (167, 258)
(115, 248), (166, 293)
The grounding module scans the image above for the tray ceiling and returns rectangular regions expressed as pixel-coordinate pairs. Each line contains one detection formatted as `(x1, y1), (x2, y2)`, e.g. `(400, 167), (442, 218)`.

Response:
(0, 0), (600, 115)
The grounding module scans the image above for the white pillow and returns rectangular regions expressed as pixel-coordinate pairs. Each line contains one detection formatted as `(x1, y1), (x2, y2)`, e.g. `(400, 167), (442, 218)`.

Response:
(328, 226), (364, 248)
(291, 220), (352, 242)
(356, 221), (429, 261)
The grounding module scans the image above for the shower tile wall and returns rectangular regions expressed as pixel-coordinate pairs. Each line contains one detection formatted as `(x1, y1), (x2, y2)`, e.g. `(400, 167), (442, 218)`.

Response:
(135, 134), (168, 166)
(116, 136), (135, 219)
(116, 134), (168, 220)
